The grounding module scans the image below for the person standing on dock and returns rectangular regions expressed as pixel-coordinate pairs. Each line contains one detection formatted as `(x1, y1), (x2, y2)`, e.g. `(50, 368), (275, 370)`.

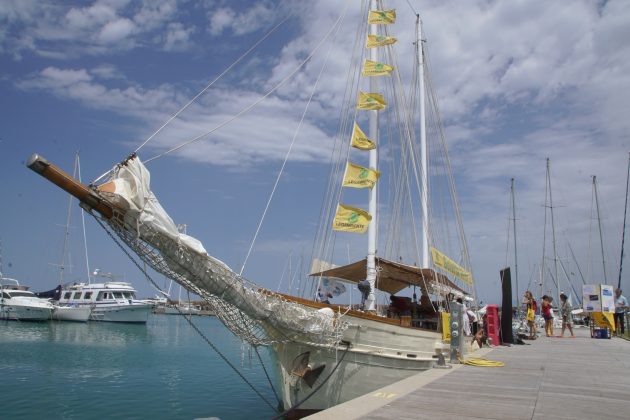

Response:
(541, 295), (554, 337)
(558, 293), (575, 338)
(614, 289), (627, 336)
(523, 291), (537, 339)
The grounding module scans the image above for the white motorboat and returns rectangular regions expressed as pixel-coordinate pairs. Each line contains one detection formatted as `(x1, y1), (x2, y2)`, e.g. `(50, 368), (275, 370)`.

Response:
(52, 304), (92, 322)
(1, 278), (54, 321)
(58, 281), (153, 323)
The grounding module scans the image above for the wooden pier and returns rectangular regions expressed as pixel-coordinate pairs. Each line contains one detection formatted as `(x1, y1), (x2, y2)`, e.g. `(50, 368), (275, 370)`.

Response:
(307, 326), (630, 419)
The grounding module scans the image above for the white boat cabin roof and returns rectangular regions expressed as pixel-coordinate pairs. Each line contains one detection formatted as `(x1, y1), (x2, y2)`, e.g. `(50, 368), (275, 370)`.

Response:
(65, 282), (137, 291)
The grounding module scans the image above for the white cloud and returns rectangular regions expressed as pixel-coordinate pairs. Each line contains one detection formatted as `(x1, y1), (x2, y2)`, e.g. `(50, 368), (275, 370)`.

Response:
(207, 2), (277, 36)
(65, 3), (117, 31)
(98, 17), (136, 44)
(208, 7), (235, 36)
(163, 22), (194, 51)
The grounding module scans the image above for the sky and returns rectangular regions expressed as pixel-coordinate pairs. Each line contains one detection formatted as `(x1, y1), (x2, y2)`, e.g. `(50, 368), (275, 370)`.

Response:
(1, 0), (629, 307)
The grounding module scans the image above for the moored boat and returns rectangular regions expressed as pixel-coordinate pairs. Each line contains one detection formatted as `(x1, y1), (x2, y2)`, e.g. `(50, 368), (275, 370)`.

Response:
(1, 278), (54, 321)
(52, 304), (92, 322)
(58, 281), (153, 323)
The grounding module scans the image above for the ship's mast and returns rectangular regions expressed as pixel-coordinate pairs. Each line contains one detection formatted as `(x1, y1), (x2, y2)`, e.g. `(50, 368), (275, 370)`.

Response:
(417, 15), (429, 268)
(593, 175), (608, 283)
(548, 159), (560, 304)
(364, 0), (379, 311)
(618, 153), (630, 289)
(511, 178), (519, 305)
(58, 156), (77, 285)
(540, 160), (549, 302)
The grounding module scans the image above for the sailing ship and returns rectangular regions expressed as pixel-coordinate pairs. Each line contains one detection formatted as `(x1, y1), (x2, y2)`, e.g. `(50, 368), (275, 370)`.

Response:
(27, 1), (476, 414)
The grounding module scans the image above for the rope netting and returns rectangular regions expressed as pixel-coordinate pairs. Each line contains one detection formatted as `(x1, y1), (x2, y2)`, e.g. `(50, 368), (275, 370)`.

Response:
(92, 204), (348, 348)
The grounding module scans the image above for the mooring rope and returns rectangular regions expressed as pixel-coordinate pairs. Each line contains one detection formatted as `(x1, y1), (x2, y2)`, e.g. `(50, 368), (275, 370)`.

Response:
(92, 214), (281, 414)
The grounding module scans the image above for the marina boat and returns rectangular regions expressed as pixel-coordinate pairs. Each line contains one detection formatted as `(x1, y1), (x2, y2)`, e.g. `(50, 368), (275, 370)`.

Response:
(1, 278), (54, 321)
(57, 281), (153, 323)
(52, 303), (92, 322)
(35, 285), (91, 322)
(27, 1), (477, 414)
(162, 302), (201, 315)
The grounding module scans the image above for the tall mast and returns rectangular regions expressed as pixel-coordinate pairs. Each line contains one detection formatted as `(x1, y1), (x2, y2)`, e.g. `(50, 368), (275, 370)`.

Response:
(511, 178), (519, 305)
(59, 153), (79, 285)
(540, 159), (549, 301)
(0, 238), (4, 278)
(548, 159), (560, 304)
(593, 175), (608, 283)
(364, 0), (379, 311)
(417, 15), (429, 268)
(618, 152), (630, 289)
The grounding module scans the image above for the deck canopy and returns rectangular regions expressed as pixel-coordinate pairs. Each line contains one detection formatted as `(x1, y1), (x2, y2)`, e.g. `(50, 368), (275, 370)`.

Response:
(310, 257), (465, 295)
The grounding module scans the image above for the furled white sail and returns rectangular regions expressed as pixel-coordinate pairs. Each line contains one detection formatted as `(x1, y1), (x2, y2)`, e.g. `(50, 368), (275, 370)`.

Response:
(99, 156), (347, 347)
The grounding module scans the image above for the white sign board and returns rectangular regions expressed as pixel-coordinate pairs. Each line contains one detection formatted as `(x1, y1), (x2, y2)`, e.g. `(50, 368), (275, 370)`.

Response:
(600, 285), (615, 313)
(582, 284), (614, 313)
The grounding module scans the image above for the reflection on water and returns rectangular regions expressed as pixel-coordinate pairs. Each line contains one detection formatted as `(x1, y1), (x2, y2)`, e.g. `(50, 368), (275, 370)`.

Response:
(0, 315), (278, 420)
(1, 319), (150, 346)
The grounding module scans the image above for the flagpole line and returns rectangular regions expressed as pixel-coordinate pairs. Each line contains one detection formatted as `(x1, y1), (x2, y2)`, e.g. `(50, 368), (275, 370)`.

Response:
(238, 1), (352, 277)
(144, 2), (352, 165)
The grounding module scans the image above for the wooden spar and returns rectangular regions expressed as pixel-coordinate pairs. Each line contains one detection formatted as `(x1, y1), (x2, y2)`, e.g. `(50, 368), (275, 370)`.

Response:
(26, 154), (114, 220)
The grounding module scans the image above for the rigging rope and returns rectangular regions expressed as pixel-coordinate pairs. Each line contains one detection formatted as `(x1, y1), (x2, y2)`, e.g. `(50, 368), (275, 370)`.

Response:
(133, 16), (291, 155)
(144, 2), (352, 165)
(238, 1), (351, 276)
(92, 214), (280, 414)
(458, 357), (505, 367)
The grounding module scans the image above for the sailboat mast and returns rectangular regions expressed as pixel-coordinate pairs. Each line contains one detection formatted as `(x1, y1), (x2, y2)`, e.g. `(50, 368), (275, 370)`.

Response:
(59, 153), (79, 285)
(593, 175), (608, 283)
(365, 0), (379, 311)
(417, 15), (429, 268)
(540, 160), (549, 301)
(511, 178), (519, 305)
(548, 159), (561, 304)
(618, 152), (630, 289)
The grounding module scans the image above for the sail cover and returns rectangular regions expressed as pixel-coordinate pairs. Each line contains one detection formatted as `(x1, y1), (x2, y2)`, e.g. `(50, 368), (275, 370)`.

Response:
(94, 155), (348, 347)
(310, 257), (465, 296)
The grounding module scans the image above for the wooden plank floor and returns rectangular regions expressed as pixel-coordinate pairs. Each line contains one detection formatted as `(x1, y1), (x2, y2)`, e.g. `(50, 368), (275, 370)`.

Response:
(308, 326), (630, 419)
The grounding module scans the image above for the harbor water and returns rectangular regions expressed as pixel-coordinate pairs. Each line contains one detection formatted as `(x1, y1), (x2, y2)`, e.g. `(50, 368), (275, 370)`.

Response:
(0, 315), (279, 419)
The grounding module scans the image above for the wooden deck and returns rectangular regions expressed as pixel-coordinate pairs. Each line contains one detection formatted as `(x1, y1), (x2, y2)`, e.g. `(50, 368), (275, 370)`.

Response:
(307, 326), (630, 419)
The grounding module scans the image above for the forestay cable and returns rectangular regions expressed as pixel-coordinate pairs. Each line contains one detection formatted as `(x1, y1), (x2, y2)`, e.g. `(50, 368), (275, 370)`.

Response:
(144, 2), (352, 165)
(134, 16), (291, 155)
(238, 0), (352, 276)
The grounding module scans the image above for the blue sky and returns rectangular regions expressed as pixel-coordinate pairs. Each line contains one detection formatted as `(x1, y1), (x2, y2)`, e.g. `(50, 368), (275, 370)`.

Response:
(1, 0), (630, 306)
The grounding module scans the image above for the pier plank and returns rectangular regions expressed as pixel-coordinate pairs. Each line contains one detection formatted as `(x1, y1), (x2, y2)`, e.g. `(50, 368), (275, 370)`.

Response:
(307, 327), (630, 419)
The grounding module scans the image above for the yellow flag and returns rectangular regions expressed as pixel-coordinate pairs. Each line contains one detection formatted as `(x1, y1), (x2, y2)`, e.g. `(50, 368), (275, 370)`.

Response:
(366, 34), (397, 48)
(332, 204), (372, 233)
(351, 122), (375, 150)
(357, 91), (387, 110)
(431, 247), (473, 285)
(362, 59), (394, 76)
(368, 9), (396, 24)
(342, 162), (380, 189)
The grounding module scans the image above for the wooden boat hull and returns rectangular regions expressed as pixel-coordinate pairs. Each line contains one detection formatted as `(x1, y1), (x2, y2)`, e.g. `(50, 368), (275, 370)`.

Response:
(268, 309), (442, 412)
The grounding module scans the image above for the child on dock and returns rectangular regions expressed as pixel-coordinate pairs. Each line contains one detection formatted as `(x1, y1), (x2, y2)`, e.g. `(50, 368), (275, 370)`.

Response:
(558, 293), (575, 338)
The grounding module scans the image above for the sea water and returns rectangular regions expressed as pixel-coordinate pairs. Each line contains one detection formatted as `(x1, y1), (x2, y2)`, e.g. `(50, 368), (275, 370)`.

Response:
(0, 315), (279, 419)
